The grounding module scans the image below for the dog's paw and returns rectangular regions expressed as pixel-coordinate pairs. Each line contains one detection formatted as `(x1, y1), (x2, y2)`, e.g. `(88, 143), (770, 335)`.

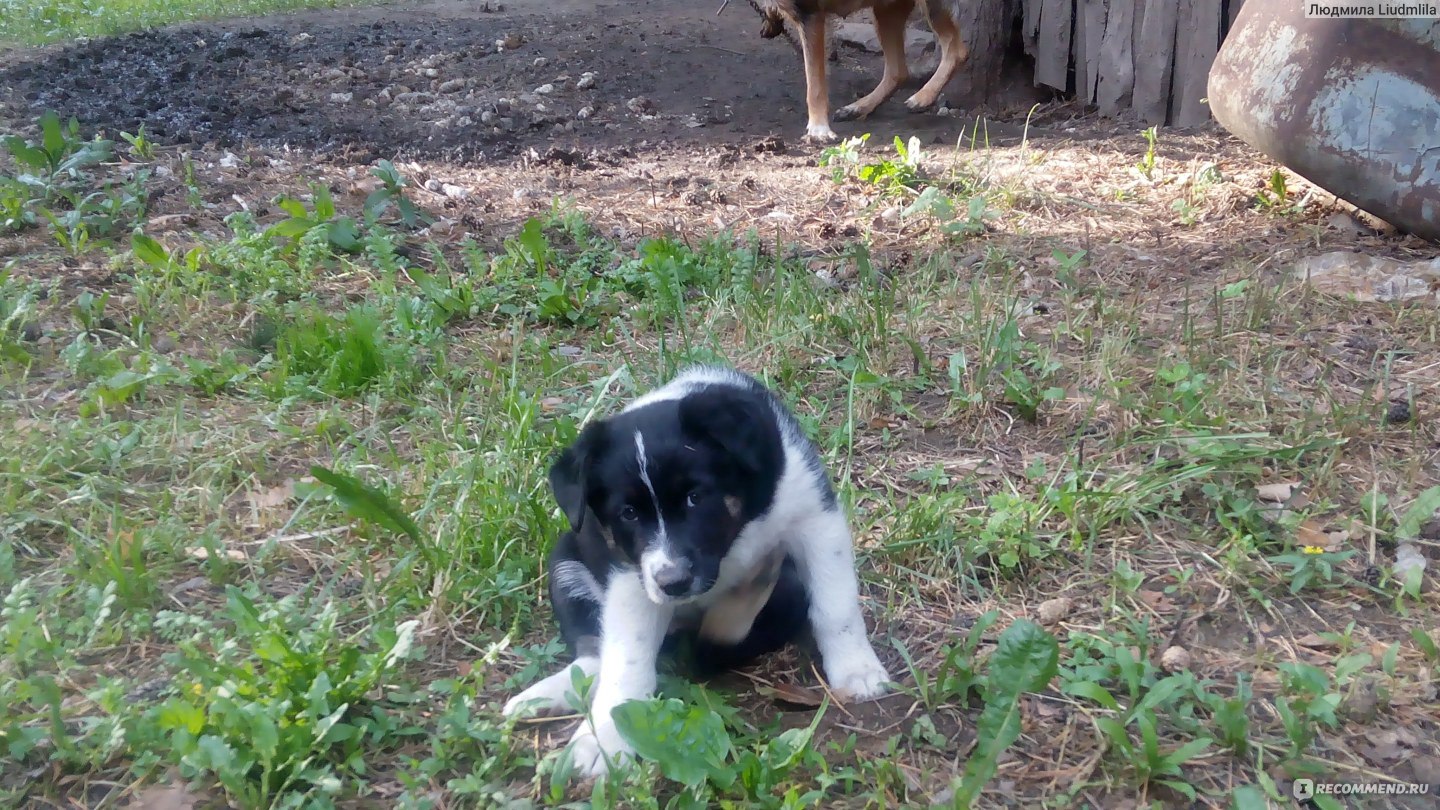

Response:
(566, 720), (635, 777)
(825, 647), (891, 701)
(502, 675), (574, 718)
(833, 104), (866, 123)
(903, 93), (939, 113)
(803, 122), (839, 144)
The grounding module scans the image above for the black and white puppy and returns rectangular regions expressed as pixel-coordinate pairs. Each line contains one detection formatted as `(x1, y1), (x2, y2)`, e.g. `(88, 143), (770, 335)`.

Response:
(502, 365), (891, 776)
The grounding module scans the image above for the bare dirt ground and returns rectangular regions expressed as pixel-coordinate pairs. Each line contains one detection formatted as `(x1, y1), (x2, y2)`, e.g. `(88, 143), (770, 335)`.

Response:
(0, 0), (1044, 163)
(4, 1), (1440, 808)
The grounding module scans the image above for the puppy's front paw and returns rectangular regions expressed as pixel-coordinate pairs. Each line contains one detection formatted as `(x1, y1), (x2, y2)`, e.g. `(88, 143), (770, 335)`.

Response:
(803, 122), (838, 144)
(826, 647), (891, 701)
(567, 720), (635, 777)
(833, 104), (866, 123)
(502, 671), (578, 718)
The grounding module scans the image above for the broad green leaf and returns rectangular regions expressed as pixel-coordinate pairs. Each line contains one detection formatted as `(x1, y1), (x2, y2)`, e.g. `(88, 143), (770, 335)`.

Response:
(309, 465), (421, 543)
(1164, 736), (1213, 767)
(611, 697), (735, 788)
(1412, 628), (1439, 661)
(949, 619), (1060, 808)
(1063, 681), (1120, 711)
(1230, 784), (1268, 810)
(1397, 485), (1440, 539)
(249, 710), (280, 761)
(39, 110), (63, 161)
(327, 218), (360, 251)
(276, 196), (309, 219)
(158, 698), (206, 736)
(131, 232), (170, 269)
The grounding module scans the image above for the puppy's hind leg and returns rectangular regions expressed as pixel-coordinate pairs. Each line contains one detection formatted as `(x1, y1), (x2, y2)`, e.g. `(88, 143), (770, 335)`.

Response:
(835, 0), (915, 122)
(904, 4), (969, 112)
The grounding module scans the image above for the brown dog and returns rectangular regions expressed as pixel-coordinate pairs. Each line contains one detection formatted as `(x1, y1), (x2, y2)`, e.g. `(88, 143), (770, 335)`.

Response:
(751, 0), (969, 143)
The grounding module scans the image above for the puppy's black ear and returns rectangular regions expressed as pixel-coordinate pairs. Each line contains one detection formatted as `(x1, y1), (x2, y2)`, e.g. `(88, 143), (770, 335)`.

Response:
(679, 386), (784, 478)
(548, 420), (608, 532)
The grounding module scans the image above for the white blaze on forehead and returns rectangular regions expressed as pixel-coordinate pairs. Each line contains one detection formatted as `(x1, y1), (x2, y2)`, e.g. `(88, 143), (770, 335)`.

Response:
(633, 430), (667, 538)
(634, 429), (676, 604)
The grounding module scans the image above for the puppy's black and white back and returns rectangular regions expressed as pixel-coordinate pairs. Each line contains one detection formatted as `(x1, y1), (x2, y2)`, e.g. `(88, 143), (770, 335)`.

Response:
(504, 365), (890, 776)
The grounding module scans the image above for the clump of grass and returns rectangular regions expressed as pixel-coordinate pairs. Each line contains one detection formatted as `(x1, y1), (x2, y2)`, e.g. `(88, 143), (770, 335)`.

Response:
(265, 304), (420, 398)
(0, 0), (370, 45)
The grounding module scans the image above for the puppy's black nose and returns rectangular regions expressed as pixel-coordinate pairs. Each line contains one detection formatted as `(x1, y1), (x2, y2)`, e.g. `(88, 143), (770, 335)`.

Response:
(654, 560), (694, 596)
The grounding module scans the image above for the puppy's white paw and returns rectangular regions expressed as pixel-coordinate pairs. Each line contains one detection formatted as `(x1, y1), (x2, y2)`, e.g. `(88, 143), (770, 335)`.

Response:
(803, 122), (838, 144)
(826, 647), (891, 701)
(567, 720), (635, 777)
(502, 673), (575, 718)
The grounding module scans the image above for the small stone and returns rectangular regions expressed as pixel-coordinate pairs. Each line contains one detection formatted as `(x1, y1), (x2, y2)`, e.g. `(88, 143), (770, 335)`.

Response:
(329, 92), (353, 104)
(1035, 597), (1072, 625)
(438, 78), (465, 93)
(576, 105), (594, 120)
(480, 110), (497, 125)
(576, 73), (596, 90)
(535, 83), (554, 95)
(498, 117), (515, 130)
(1386, 400), (1412, 424)
(1160, 646), (1192, 673)
(422, 67), (440, 78)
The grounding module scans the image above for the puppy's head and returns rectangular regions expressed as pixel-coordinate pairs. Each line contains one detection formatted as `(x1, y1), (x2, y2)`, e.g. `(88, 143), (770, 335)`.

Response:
(548, 386), (783, 605)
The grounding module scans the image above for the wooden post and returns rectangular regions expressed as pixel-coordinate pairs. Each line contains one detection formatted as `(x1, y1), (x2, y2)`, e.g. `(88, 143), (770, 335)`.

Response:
(1171, 0), (1223, 126)
(1096, 0), (1137, 115)
(1132, 0), (1179, 123)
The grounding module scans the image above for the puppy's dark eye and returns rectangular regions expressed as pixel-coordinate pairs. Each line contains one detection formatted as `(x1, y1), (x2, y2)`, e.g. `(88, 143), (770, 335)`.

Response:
(686, 490), (703, 507)
(618, 505), (639, 522)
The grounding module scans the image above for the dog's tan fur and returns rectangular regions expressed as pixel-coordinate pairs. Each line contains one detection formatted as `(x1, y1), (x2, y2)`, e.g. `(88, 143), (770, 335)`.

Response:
(754, 0), (969, 143)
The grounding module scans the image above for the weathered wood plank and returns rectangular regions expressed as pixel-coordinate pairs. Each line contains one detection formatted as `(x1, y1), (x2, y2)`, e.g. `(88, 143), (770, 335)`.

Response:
(1081, 0), (1109, 105)
(1095, 0), (1137, 114)
(1022, 0), (1044, 50)
(1171, 0), (1223, 125)
(1131, 0), (1178, 123)
(1032, 0), (1073, 91)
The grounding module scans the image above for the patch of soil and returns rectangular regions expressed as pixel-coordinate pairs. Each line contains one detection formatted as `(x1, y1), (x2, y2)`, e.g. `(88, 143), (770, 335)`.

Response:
(0, 0), (1044, 163)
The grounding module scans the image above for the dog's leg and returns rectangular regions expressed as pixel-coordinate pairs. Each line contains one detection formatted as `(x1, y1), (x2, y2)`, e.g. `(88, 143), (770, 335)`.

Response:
(835, 0), (914, 122)
(566, 570), (673, 777)
(798, 14), (837, 143)
(904, 7), (968, 112)
(787, 510), (890, 700)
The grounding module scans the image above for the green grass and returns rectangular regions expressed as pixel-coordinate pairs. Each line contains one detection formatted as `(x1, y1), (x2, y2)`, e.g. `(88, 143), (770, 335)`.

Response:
(0, 0), (374, 46)
(4, 107), (1440, 809)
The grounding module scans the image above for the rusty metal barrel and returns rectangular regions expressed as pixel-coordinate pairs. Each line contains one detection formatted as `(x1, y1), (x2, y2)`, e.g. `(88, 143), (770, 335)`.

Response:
(1208, 3), (1440, 241)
